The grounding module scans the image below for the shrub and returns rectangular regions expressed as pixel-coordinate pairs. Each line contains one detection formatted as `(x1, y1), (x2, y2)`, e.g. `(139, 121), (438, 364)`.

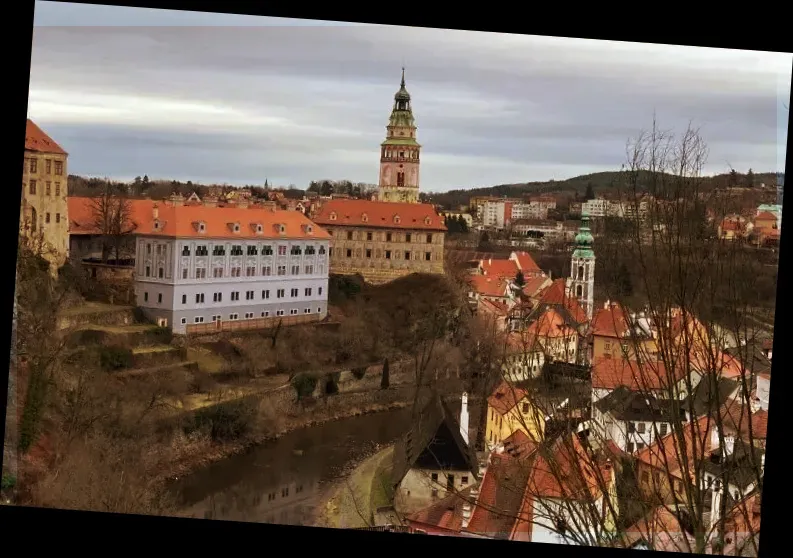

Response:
(291, 374), (318, 401)
(1, 474), (16, 490)
(99, 345), (134, 371)
(351, 367), (367, 380)
(188, 399), (257, 442)
(151, 326), (173, 344)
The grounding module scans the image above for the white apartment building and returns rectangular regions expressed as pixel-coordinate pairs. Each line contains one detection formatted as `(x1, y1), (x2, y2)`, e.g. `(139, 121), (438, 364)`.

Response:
(510, 202), (548, 221)
(581, 198), (618, 218)
(134, 203), (331, 334)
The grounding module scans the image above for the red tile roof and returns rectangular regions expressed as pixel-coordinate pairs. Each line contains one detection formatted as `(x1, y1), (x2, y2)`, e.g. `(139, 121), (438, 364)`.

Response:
(635, 415), (714, 478)
(69, 196), (156, 235)
(479, 298), (509, 317)
(480, 258), (519, 279)
(755, 211), (777, 221)
(488, 381), (529, 415)
(522, 275), (551, 298)
(622, 506), (695, 552)
(312, 199), (447, 231)
(527, 434), (610, 500)
(511, 251), (541, 274)
(25, 119), (67, 155)
(407, 490), (472, 534)
(526, 307), (577, 339)
(468, 275), (509, 298)
(591, 357), (683, 391)
(537, 279), (588, 323)
(590, 302), (630, 338)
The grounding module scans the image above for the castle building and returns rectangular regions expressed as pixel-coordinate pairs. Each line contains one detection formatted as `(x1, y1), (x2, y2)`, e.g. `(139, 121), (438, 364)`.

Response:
(21, 119), (70, 270)
(565, 214), (595, 322)
(133, 202), (330, 334)
(378, 68), (421, 204)
(313, 69), (446, 284)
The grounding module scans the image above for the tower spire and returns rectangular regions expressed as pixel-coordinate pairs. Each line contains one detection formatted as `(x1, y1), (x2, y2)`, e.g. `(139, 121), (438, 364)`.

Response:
(401, 66), (405, 87)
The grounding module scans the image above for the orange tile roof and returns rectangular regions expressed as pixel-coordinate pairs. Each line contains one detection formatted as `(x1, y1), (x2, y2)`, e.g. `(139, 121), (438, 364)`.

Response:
(407, 490), (472, 534)
(312, 199), (447, 231)
(488, 381), (528, 416)
(522, 275), (551, 297)
(591, 303), (630, 338)
(68, 196), (156, 235)
(480, 258), (519, 279)
(591, 357), (683, 391)
(526, 307), (577, 339)
(527, 434), (609, 500)
(468, 275), (509, 298)
(537, 279), (588, 323)
(512, 251), (541, 273)
(479, 298), (509, 317)
(622, 506), (695, 552)
(25, 119), (67, 155)
(635, 415), (714, 478)
(755, 211), (777, 221)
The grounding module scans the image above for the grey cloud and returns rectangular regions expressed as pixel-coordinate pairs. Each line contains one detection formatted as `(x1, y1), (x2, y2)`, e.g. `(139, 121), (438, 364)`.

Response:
(28, 12), (790, 191)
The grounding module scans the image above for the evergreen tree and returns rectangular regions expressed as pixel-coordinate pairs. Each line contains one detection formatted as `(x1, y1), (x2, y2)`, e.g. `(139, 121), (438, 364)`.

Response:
(584, 182), (595, 201)
(746, 168), (755, 188)
(458, 215), (469, 233)
(729, 169), (739, 187)
(515, 270), (526, 287)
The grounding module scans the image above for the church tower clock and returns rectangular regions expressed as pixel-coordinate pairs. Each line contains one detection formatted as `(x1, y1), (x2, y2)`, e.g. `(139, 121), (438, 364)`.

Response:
(378, 68), (421, 204)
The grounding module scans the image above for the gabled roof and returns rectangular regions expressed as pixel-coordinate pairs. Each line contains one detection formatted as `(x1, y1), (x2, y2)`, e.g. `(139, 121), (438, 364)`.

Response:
(522, 275), (552, 298)
(406, 486), (476, 534)
(391, 393), (478, 488)
(591, 357), (685, 392)
(312, 199), (447, 231)
(510, 251), (541, 274)
(25, 119), (67, 155)
(480, 258), (519, 279)
(468, 274), (509, 298)
(594, 386), (677, 422)
(536, 279), (588, 324)
(526, 307), (578, 339)
(622, 506), (696, 552)
(487, 381), (529, 416)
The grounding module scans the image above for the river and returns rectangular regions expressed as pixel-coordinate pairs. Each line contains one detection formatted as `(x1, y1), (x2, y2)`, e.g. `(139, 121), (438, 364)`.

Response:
(172, 398), (480, 527)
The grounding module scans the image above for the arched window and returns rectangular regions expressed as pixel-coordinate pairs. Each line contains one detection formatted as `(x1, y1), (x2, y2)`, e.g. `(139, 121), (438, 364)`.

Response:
(576, 285), (583, 297)
(578, 265), (584, 280)
(397, 172), (405, 187)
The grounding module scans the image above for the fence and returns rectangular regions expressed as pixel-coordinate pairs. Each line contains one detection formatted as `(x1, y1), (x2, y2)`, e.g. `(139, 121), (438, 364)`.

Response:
(184, 313), (321, 336)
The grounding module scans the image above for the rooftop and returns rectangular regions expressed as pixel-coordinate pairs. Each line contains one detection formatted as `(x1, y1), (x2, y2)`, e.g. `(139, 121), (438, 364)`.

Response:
(312, 199), (446, 231)
(25, 118), (67, 155)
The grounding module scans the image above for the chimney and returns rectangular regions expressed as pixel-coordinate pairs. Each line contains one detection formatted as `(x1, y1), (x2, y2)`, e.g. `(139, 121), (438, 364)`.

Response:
(489, 258), (492, 266)
(152, 203), (159, 220)
(461, 502), (472, 529)
(460, 392), (470, 445)
(710, 479), (723, 533)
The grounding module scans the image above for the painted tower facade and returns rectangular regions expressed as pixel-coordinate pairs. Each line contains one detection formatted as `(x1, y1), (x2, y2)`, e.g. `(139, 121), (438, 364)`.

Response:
(567, 214), (595, 322)
(378, 69), (421, 204)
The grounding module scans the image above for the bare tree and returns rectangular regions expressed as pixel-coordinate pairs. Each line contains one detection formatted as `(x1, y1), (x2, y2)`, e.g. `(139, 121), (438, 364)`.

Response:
(88, 181), (134, 263)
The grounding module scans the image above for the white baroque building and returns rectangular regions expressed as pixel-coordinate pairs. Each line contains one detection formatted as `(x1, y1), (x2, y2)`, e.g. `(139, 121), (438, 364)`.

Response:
(134, 202), (331, 334)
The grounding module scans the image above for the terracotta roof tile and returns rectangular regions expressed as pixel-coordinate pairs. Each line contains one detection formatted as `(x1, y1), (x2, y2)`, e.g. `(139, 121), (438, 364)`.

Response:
(468, 275), (509, 298)
(755, 211), (777, 221)
(522, 275), (551, 298)
(69, 196), (155, 235)
(591, 357), (683, 391)
(537, 279), (588, 323)
(527, 434), (609, 500)
(590, 303), (630, 338)
(623, 506), (695, 552)
(511, 251), (541, 274)
(487, 381), (528, 416)
(25, 119), (67, 155)
(635, 415), (714, 478)
(480, 258), (519, 279)
(312, 199), (447, 231)
(527, 307), (577, 339)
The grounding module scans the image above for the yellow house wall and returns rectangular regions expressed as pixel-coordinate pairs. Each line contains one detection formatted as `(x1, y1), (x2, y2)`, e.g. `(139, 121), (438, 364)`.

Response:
(485, 398), (545, 446)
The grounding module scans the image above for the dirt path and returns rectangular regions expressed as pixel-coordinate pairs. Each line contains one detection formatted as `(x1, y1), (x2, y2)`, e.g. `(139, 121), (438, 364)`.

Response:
(314, 445), (395, 530)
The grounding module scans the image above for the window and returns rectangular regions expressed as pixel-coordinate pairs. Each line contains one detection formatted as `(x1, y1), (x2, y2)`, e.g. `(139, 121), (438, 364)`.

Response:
(262, 290), (270, 299)
(366, 249), (372, 258)
(212, 315), (221, 322)
(263, 245), (273, 256)
(637, 423), (646, 434)
(522, 402), (530, 413)
(182, 294), (187, 304)
(291, 265), (300, 275)
(628, 422), (636, 433)
(328, 248), (333, 258)
(143, 292), (148, 302)
(304, 308), (311, 314)
(157, 293), (162, 303)
(54, 160), (63, 175)
(637, 442), (645, 450)
(246, 290), (255, 300)
(385, 250), (392, 259)
(426, 234), (433, 243)
(28, 180), (36, 195)
(404, 251), (411, 260)
(305, 246), (316, 255)
(192, 316), (203, 324)
(305, 288), (312, 296)
(229, 313), (239, 320)
(262, 311), (270, 317)
(245, 312), (254, 319)
(627, 442), (635, 453)
(305, 265), (313, 274)
(290, 245), (302, 255)
(578, 265), (584, 280)
(660, 423), (668, 436)
(290, 309), (298, 315)
(231, 292), (240, 301)
(213, 267), (223, 278)
(425, 252), (431, 261)
(347, 231), (353, 240)
(45, 212), (50, 224)
(196, 268), (207, 279)
(158, 267), (164, 278)
(431, 473), (438, 482)
(386, 233), (392, 242)
(213, 293), (222, 302)
(276, 310), (284, 316)
(318, 287), (323, 296)
(196, 293), (205, 303)
(230, 245), (243, 256)
(246, 266), (256, 276)
(277, 289), (285, 298)
(247, 245), (258, 256)
(346, 249), (352, 258)
(231, 267), (242, 277)
(277, 265), (286, 276)
(278, 245), (287, 256)
(317, 308), (322, 313)
(212, 245), (226, 256)
(406, 233), (412, 242)
(291, 288), (299, 297)
(461, 476), (469, 485)
(196, 245), (208, 256)
(262, 266), (272, 276)
(319, 246), (326, 255)
(366, 232), (373, 241)
(30, 159), (37, 173)
(46, 182), (51, 195)
(181, 318), (187, 324)
(145, 266), (151, 277)
(446, 474), (455, 491)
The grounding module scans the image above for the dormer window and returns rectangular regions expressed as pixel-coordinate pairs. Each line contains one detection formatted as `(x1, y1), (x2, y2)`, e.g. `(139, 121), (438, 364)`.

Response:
(228, 222), (241, 233)
(303, 224), (314, 234)
(361, 213), (369, 222)
(274, 223), (286, 235)
(252, 223), (263, 234)
(329, 212), (337, 221)
(394, 215), (401, 224)
(153, 219), (161, 230)
(424, 216), (432, 225)
(193, 221), (206, 233)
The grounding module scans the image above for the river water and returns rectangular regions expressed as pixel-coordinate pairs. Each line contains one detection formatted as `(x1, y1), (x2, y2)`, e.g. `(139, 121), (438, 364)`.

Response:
(173, 407), (414, 526)
(173, 398), (479, 527)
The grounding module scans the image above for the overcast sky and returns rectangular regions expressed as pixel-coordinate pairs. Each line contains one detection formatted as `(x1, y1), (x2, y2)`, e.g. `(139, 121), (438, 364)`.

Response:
(29, 2), (791, 192)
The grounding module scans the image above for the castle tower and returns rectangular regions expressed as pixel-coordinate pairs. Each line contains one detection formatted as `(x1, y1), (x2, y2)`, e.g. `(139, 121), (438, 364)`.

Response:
(378, 68), (421, 203)
(568, 213), (595, 321)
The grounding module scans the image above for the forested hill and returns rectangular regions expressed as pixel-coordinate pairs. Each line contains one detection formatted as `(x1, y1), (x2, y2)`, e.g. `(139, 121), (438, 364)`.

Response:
(424, 170), (781, 210)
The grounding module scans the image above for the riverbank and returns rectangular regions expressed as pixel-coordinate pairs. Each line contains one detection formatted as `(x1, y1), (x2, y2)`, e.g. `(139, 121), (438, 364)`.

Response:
(314, 445), (395, 529)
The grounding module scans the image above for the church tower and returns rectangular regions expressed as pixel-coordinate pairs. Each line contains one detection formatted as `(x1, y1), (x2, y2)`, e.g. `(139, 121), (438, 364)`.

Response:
(567, 214), (595, 322)
(378, 68), (421, 204)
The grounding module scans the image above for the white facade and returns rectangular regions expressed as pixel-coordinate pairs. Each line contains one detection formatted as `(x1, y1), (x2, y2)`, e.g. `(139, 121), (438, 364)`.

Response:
(756, 374), (770, 411)
(134, 235), (330, 334)
(591, 406), (672, 454)
(397, 467), (475, 516)
(483, 200), (508, 228)
(568, 256), (595, 322)
(511, 202), (549, 221)
(502, 351), (546, 383)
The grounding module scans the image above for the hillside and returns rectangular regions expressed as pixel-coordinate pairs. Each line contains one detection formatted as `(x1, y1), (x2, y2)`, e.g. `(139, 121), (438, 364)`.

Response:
(424, 170), (782, 210)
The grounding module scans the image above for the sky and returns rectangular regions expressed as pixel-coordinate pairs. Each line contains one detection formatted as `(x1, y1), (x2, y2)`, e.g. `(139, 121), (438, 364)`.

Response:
(29, 2), (791, 193)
